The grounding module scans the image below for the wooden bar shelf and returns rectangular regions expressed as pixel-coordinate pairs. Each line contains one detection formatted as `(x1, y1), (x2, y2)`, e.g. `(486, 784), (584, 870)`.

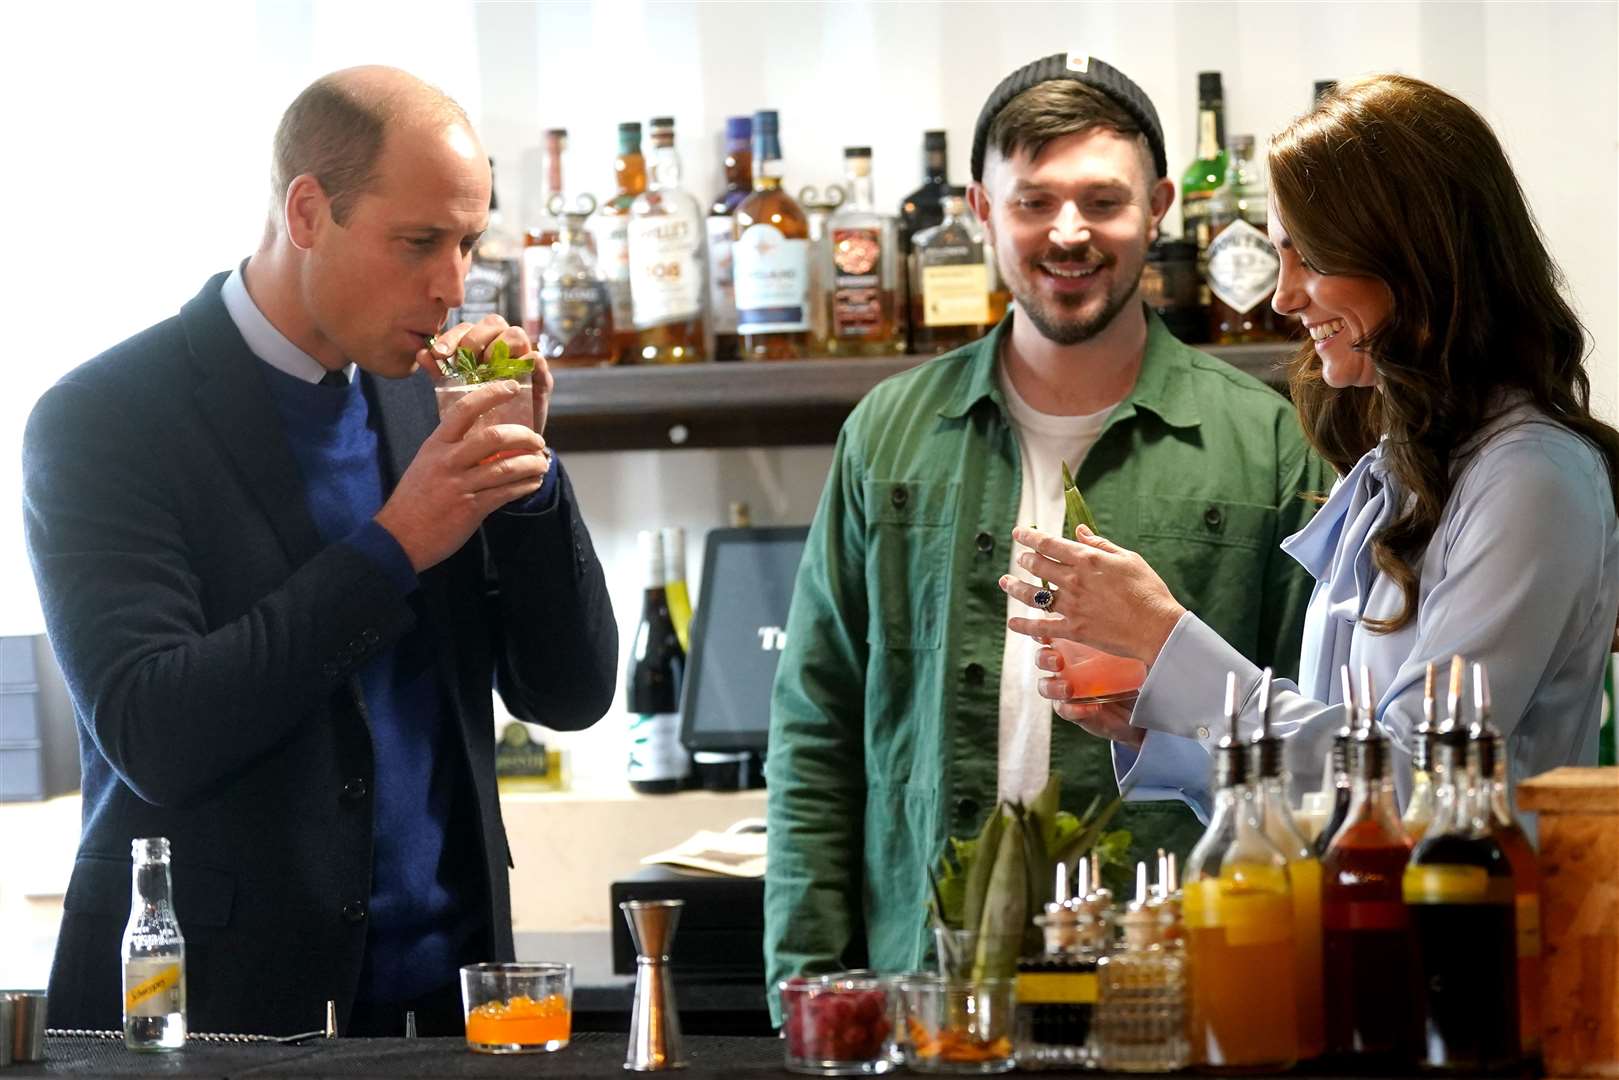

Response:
(548, 341), (1299, 452)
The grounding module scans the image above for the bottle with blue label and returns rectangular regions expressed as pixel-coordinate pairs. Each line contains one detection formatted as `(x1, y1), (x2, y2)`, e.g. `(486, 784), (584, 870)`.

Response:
(733, 110), (811, 360)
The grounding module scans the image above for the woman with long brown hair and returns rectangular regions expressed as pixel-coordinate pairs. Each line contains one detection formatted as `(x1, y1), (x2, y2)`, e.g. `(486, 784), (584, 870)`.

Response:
(999, 74), (1619, 819)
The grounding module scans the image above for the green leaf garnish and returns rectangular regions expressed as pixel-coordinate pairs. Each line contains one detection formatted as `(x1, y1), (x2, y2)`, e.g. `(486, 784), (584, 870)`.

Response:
(444, 341), (534, 384)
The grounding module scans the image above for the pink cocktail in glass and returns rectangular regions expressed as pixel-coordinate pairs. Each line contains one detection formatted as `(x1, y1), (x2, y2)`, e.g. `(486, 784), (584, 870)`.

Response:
(434, 371), (533, 461)
(1051, 638), (1147, 704)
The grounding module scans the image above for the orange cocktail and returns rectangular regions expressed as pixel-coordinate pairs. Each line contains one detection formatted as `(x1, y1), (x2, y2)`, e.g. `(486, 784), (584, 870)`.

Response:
(1051, 638), (1146, 703)
(459, 961), (572, 1053)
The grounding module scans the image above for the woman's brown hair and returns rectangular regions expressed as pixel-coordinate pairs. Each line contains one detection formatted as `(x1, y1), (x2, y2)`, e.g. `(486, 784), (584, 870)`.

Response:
(1269, 74), (1619, 634)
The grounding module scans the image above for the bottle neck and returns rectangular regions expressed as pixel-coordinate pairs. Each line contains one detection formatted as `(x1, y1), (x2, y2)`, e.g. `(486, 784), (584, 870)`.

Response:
(1346, 770), (1403, 835)
(923, 148), (947, 187)
(724, 142), (753, 190)
(131, 859), (175, 911)
(1196, 105), (1223, 160)
(753, 133), (784, 192)
(844, 168), (875, 210)
(649, 146), (683, 191)
(616, 153), (647, 198)
(544, 146), (565, 199)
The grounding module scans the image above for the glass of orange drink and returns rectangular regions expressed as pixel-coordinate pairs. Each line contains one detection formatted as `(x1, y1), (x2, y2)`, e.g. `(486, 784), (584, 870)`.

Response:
(459, 961), (572, 1053)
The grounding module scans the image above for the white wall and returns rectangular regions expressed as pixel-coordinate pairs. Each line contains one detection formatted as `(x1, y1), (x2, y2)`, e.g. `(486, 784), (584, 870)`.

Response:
(1, 1), (1614, 789)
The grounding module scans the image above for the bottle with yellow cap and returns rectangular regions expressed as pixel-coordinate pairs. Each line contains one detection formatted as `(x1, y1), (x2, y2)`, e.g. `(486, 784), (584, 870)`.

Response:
(1403, 656), (1519, 1071)
(1182, 671), (1299, 1070)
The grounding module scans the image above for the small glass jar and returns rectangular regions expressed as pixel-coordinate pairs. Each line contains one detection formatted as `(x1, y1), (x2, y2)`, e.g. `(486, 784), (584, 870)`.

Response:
(779, 974), (895, 1076)
(898, 974), (1017, 1075)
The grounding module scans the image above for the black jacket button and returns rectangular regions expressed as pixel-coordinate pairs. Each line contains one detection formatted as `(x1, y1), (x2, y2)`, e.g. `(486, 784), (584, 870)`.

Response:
(964, 662), (986, 687)
(956, 796), (981, 822)
(361, 628), (379, 646)
(342, 902), (367, 924)
(1204, 506), (1224, 529)
(975, 531), (994, 555)
(341, 778), (368, 802)
(890, 486), (908, 509)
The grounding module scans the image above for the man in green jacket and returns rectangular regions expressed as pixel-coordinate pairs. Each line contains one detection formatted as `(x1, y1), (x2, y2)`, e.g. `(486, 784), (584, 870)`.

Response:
(765, 54), (1329, 1012)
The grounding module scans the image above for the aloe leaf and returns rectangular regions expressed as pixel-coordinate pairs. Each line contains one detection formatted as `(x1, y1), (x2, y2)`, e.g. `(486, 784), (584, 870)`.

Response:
(961, 807), (1004, 935)
(973, 808), (1027, 982)
(1051, 795), (1124, 867)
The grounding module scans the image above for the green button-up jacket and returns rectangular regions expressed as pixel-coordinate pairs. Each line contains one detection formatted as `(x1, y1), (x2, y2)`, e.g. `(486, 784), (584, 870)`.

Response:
(764, 311), (1329, 1015)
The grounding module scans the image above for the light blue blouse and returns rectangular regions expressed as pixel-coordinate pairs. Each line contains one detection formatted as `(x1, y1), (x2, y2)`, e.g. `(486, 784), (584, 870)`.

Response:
(1114, 403), (1619, 830)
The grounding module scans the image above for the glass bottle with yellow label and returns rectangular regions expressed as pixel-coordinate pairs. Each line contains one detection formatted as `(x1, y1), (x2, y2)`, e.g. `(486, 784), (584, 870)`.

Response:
(1470, 662), (1541, 1058)
(1015, 860), (1103, 1070)
(1403, 670), (1519, 1072)
(1249, 671), (1324, 1061)
(909, 191), (1007, 355)
(123, 837), (187, 1050)
(1182, 671), (1299, 1071)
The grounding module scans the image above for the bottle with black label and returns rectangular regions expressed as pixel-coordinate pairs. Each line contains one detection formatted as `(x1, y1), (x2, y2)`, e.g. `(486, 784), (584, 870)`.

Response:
(449, 157), (522, 330)
(539, 195), (615, 367)
(627, 529), (688, 794)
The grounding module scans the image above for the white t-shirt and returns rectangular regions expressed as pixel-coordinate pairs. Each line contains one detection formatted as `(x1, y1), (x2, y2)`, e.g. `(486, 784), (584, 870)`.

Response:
(996, 365), (1116, 806)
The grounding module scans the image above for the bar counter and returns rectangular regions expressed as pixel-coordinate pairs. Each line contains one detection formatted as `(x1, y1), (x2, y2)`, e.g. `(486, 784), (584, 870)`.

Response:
(6, 1033), (1514, 1079)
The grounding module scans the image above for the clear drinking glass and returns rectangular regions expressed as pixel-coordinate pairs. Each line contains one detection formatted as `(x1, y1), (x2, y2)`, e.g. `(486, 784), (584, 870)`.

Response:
(433, 370), (534, 431)
(1051, 638), (1146, 705)
(459, 961), (572, 1053)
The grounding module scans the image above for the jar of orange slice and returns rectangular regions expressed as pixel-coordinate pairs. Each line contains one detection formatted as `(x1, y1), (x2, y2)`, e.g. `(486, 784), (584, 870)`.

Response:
(459, 961), (573, 1053)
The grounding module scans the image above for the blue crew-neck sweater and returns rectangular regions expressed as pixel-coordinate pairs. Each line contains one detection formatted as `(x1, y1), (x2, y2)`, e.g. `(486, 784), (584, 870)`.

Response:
(262, 366), (478, 1003)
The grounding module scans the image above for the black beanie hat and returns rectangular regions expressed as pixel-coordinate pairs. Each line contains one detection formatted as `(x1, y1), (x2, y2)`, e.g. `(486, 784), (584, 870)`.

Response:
(971, 52), (1167, 182)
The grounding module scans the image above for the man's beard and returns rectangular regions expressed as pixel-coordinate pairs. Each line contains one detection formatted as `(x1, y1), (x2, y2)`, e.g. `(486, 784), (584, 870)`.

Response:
(1013, 248), (1143, 346)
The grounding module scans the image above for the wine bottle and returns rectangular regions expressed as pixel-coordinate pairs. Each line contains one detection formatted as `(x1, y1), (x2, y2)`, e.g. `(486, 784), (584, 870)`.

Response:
(627, 529), (688, 795)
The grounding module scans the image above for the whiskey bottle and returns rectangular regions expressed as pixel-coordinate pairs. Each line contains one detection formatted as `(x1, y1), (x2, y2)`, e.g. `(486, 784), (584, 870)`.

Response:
(627, 530), (688, 795)
(520, 127), (568, 342)
(1183, 671), (1299, 1070)
(1250, 672), (1325, 1061)
(1403, 666), (1520, 1073)
(909, 191), (1003, 355)
(825, 148), (904, 357)
(449, 157), (522, 331)
(1180, 73), (1226, 272)
(627, 117), (706, 364)
(587, 122), (645, 363)
(1205, 135), (1290, 344)
(1321, 665), (1418, 1062)
(706, 115), (752, 361)
(539, 196), (616, 367)
(898, 130), (950, 258)
(734, 110), (812, 360)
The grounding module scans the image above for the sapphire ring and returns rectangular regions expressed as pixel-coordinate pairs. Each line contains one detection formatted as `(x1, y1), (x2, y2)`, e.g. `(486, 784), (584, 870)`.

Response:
(1033, 588), (1056, 612)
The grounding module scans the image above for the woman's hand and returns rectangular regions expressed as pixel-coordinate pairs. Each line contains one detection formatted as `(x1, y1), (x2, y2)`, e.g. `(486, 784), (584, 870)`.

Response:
(1035, 643), (1144, 747)
(999, 524), (1187, 666)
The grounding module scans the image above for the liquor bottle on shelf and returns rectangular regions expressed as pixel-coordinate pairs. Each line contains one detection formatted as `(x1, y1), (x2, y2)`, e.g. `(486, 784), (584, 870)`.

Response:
(1321, 665), (1418, 1063)
(909, 191), (1005, 356)
(1182, 671), (1299, 1071)
(626, 529), (689, 794)
(825, 148), (904, 357)
(706, 116), (753, 362)
(449, 157), (522, 330)
(1250, 671), (1325, 1061)
(1016, 860), (1103, 1070)
(734, 110), (812, 361)
(123, 837), (187, 1051)
(521, 127), (568, 342)
(1180, 72), (1226, 292)
(1402, 661), (1440, 841)
(539, 195), (616, 367)
(796, 181), (844, 355)
(898, 129), (951, 259)
(627, 117), (706, 364)
(1469, 662), (1542, 1057)
(1402, 659), (1520, 1073)
(587, 122), (645, 364)
(661, 525), (691, 654)
(1096, 860), (1188, 1073)
(1205, 134), (1290, 344)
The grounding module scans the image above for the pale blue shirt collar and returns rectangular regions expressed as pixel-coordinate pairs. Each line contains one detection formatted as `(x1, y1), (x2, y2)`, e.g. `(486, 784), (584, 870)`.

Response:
(221, 262), (355, 385)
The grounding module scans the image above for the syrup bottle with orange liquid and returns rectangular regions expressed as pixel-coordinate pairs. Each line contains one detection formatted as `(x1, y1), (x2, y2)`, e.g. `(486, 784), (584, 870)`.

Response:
(1182, 671), (1298, 1071)
(1320, 665), (1418, 1064)
(1470, 661), (1541, 1059)
(1249, 670), (1325, 1061)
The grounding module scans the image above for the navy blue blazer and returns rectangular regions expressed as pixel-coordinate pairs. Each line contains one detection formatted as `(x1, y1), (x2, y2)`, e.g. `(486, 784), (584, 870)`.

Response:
(22, 272), (617, 1035)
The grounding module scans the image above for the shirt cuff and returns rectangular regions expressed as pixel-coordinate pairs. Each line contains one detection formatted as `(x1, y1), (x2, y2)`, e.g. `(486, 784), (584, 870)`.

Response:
(1113, 729), (1214, 825)
(1132, 611), (1263, 750)
(342, 519), (418, 595)
(500, 450), (562, 515)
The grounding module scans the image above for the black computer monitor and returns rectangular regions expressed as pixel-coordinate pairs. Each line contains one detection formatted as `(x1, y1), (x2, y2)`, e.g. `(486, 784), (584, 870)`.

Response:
(679, 526), (809, 754)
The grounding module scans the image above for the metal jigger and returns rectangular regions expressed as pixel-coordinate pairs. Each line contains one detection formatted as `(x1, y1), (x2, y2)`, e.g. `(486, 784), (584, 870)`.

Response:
(620, 899), (686, 1071)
